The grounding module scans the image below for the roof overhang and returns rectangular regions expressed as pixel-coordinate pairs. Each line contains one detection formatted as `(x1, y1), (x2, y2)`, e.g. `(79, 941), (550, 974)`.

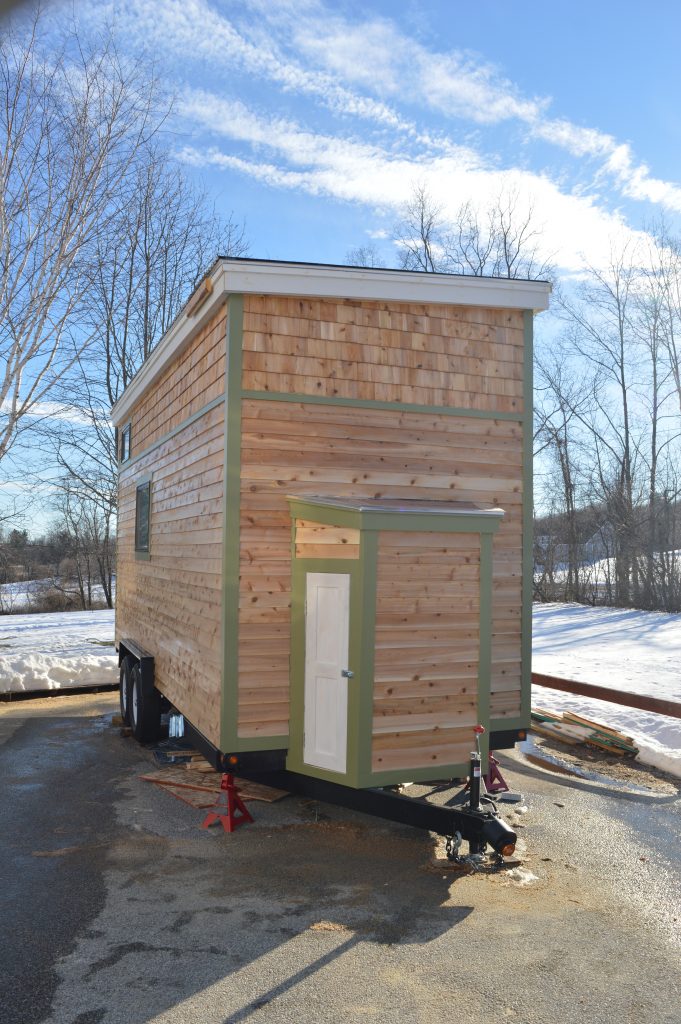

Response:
(111, 257), (551, 426)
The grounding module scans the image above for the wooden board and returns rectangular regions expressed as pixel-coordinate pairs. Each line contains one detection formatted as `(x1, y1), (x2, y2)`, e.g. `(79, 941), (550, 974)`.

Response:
(140, 769), (289, 802)
(237, 394), (524, 737)
(242, 296), (524, 415)
(116, 403), (225, 744)
(130, 304), (227, 456)
(372, 532), (480, 771)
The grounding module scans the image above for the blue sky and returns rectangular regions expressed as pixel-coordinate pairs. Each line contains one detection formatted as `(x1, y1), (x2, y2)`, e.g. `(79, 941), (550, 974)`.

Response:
(72, 0), (681, 273)
(5, 0), (681, 532)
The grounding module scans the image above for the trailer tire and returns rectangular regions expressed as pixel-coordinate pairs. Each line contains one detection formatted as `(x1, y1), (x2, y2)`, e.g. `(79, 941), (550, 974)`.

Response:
(119, 656), (134, 725)
(129, 662), (162, 744)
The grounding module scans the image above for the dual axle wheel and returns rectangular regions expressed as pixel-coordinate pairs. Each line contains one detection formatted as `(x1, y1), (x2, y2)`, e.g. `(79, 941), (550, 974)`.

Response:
(119, 656), (162, 743)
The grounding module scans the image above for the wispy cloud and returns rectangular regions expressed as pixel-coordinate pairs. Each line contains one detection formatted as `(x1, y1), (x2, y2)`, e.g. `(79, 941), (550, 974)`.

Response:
(245, 0), (681, 214)
(74, 0), (681, 265)
(176, 96), (643, 274)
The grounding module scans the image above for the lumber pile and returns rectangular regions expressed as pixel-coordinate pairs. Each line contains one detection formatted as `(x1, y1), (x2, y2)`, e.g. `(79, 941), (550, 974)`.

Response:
(531, 707), (639, 756)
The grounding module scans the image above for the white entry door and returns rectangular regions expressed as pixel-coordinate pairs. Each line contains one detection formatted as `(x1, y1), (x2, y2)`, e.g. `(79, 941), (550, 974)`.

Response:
(303, 572), (350, 773)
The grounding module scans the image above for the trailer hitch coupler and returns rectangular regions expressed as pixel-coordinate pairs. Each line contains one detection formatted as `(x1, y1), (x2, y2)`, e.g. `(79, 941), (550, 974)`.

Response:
(481, 815), (517, 857)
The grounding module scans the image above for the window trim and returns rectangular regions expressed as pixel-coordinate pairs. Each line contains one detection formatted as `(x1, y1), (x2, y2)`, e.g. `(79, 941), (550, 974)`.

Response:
(120, 422), (132, 463)
(134, 476), (152, 560)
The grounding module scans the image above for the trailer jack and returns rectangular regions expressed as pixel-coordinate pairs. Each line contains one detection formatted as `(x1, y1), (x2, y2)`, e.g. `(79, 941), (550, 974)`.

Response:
(443, 727), (518, 868)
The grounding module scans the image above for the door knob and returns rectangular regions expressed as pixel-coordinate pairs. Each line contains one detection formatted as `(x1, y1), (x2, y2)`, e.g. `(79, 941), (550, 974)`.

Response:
(341, 669), (354, 679)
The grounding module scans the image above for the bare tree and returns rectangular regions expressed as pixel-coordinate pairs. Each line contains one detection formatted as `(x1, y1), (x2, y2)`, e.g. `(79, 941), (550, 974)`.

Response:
(346, 244), (382, 268)
(0, 12), (163, 465)
(86, 147), (248, 406)
(394, 182), (443, 272)
(393, 181), (553, 279)
(42, 146), (249, 585)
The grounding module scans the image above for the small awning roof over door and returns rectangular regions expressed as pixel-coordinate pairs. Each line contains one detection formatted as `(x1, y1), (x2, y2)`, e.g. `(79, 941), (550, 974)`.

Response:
(287, 495), (504, 535)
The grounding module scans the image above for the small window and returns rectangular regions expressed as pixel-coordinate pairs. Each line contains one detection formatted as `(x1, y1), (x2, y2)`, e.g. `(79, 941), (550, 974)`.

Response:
(120, 423), (132, 463)
(135, 480), (151, 554)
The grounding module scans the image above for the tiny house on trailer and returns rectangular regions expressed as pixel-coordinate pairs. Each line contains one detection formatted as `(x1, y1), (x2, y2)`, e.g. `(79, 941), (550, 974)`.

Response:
(112, 258), (550, 796)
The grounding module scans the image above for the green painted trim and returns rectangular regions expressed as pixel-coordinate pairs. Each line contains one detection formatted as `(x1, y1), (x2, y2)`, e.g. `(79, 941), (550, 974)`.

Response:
(119, 395), (225, 474)
(520, 309), (534, 730)
(134, 474), (153, 557)
(366, 763), (471, 787)
(477, 533), (493, 765)
(283, 758), (359, 788)
(287, 498), (502, 537)
(227, 734), (288, 753)
(242, 388), (522, 423)
(489, 715), (527, 732)
(287, 557), (365, 787)
(353, 531), (378, 787)
(220, 294), (245, 751)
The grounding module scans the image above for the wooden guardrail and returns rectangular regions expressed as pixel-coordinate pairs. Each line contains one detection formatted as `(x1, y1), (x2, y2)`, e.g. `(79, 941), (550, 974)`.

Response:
(532, 672), (681, 720)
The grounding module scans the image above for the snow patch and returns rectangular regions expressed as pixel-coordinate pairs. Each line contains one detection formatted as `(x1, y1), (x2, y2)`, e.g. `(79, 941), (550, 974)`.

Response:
(533, 603), (681, 779)
(505, 867), (539, 885)
(0, 609), (117, 692)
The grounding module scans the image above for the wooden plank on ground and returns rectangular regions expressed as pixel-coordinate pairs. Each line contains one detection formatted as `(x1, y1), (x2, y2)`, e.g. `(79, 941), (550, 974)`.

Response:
(140, 769), (289, 802)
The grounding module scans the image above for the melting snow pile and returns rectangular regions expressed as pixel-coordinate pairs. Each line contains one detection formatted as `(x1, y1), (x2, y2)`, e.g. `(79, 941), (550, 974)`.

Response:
(533, 603), (681, 779)
(0, 609), (117, 693)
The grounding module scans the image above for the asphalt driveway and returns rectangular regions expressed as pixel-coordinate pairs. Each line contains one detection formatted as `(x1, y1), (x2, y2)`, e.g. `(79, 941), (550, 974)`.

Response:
(1, 692), (679, 1024)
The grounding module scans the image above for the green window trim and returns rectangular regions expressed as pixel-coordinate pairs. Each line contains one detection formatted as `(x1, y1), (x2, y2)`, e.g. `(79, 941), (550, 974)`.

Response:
(120, 422), (132, 464)
(134, 477), (152, 557)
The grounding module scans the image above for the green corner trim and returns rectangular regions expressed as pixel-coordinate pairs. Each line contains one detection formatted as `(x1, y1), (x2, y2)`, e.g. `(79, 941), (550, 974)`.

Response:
(220, 294), (245, 751)
(520, 309), (534, 729)
(241, 388), (522, 423)
(477, 533), (492, 765)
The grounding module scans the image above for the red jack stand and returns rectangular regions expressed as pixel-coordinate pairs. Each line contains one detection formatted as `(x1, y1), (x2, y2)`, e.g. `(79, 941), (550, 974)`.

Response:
(484, 753), (510, 794)
(464, 752), (511, 795)
(201, 774), (254, 833)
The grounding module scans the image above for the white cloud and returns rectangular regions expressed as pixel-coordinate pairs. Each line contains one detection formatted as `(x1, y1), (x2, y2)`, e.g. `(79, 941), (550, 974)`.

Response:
(176, 97), (643, 274)
(0, 401), (93, 426)
(75, 0), (681, 255)
(242, 1), (681, 215)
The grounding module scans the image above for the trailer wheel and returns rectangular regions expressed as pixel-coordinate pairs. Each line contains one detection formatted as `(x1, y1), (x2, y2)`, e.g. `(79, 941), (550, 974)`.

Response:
(129, 662), (162, 744)
(119, 656), (134, 724)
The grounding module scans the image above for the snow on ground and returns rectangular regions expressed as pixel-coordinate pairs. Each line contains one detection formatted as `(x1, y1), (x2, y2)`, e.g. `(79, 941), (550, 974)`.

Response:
(533, 603), (681, 779)
(0, 609), (117, 693)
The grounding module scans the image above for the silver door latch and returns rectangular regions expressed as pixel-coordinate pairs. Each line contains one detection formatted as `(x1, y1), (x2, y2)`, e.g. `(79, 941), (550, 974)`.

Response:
(341, 669), (354, 678)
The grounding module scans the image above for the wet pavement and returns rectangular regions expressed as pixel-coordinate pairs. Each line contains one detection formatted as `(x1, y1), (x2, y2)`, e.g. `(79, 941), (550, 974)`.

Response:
(1, 692), (680, 1024)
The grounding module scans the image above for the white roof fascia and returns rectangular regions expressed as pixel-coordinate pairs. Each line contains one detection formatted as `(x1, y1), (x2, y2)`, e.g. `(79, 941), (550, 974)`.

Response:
(111, 259), (551, 425)
(219, 259), (551, 311)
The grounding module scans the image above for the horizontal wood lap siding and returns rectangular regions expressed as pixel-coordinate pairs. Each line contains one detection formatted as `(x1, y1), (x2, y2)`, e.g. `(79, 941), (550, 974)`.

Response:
(130, 304), (227, 456)
(242, 295), (524, 415)
(116, 403), (224, 744)
(295, 520), (361, 560)
(372, 532), (480, 772)
(237, 397), (523, 738)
